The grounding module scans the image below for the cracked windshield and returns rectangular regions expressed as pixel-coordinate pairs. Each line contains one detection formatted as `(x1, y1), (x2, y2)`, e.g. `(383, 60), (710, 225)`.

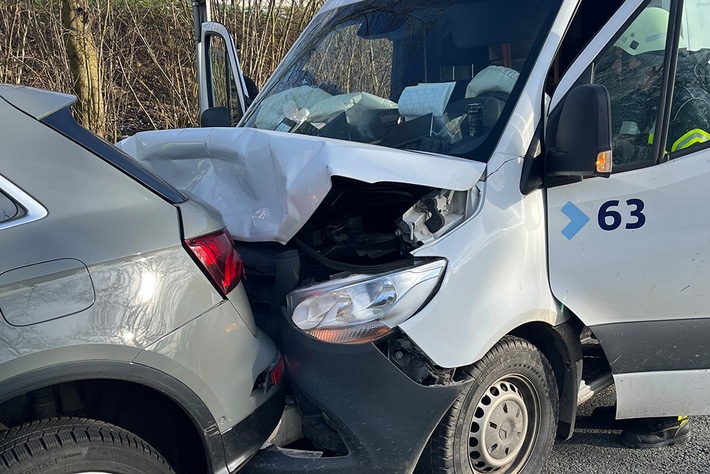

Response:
(242, 0), (560, 161)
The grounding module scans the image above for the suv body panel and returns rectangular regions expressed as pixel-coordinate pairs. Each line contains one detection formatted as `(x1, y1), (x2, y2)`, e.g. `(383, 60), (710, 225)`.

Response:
(0, 87), (282, 472)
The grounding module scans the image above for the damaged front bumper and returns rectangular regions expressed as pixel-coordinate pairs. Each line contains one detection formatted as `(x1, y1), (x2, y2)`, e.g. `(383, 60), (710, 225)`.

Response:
(242, 319), (466, 474)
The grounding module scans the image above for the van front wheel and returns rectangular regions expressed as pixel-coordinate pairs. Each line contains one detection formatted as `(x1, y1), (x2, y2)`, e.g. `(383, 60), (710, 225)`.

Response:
(418, 336), (558, 474)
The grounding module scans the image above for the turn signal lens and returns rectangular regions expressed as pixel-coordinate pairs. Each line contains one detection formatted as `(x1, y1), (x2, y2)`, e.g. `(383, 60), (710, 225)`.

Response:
(596, 150), (613, 174)
(186, 229), (244, 295)
(309, 322), (392, 344)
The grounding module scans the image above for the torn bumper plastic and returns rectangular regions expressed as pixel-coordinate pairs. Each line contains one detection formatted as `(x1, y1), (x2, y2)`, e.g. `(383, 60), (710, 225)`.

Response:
(241, 319), (465, 474)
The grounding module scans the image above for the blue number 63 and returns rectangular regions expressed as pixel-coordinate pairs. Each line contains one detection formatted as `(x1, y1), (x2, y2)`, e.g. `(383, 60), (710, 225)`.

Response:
(598, 199), (646, 231)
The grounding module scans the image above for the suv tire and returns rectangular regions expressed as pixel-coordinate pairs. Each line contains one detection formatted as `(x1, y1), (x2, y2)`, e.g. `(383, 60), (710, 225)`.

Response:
(0, 417), (174, 474)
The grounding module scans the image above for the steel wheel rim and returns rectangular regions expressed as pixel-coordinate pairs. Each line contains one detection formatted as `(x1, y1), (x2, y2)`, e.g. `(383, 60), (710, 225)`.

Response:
(468, 375), (541, 473)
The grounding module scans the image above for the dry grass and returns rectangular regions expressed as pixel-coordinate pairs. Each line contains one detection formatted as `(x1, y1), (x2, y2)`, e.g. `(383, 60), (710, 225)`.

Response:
(0, 0), (322, 139)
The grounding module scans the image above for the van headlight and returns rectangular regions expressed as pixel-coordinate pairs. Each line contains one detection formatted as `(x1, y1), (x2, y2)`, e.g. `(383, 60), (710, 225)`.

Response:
(287, 259), (446, 344)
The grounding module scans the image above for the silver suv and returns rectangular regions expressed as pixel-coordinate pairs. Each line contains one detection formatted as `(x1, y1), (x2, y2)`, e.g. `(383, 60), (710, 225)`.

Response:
(0, 85), (284, 474)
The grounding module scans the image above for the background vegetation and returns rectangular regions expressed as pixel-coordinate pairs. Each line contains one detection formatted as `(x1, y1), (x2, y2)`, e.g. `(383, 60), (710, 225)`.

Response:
(0, 0), (322, 140)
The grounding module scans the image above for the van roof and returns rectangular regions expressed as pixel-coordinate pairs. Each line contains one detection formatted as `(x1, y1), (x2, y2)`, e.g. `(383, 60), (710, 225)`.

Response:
(321, 0), (362, 12)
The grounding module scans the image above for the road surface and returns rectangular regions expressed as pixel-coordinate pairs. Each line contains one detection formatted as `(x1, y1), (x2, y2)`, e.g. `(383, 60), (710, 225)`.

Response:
(544, 387), (710, 473)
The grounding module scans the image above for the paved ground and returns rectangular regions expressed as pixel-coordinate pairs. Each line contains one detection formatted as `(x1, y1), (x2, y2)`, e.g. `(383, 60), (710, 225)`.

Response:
(543, 387), (710, 473)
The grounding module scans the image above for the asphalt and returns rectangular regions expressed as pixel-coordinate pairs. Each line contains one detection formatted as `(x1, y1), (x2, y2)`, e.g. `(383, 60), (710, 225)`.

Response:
(543, 387), (710, 473)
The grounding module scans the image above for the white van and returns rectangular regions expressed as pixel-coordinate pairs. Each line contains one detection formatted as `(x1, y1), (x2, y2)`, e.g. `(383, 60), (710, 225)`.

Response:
(118, 0), (710, 472)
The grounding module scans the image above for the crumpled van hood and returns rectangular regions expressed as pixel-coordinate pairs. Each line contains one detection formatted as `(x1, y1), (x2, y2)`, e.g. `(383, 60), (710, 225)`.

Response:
(117, 127), (485, 243)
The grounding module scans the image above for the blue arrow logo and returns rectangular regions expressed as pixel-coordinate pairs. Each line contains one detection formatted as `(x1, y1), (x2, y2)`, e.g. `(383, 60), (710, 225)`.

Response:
(561, 201), (589, 240)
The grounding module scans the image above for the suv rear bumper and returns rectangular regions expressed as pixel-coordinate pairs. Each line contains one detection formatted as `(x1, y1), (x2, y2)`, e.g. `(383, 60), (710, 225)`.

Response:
(223, 383), (285, 473)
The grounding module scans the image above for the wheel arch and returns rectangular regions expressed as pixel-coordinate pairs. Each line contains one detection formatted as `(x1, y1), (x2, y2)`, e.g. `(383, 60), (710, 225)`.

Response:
(508, 317), (584, 440)
(0, 360), (225, 474)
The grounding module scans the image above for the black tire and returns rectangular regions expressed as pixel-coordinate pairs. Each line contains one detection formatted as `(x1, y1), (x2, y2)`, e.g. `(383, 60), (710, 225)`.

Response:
(0, 417), (174, 474)
(419, 336), (558, 474)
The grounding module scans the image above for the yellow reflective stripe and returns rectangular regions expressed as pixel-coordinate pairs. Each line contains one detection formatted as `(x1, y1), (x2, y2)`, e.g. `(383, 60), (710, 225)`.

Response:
(671, 128), (710, 152)
(647, 133), (654, 145)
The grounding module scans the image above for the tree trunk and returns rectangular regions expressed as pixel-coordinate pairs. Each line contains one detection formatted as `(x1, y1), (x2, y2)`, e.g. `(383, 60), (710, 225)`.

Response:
(61, 0), (106, 137)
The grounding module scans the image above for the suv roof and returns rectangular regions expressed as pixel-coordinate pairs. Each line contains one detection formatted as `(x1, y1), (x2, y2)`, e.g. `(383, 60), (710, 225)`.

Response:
(0, 85), (187, 205)
(0, 85), (75, 119)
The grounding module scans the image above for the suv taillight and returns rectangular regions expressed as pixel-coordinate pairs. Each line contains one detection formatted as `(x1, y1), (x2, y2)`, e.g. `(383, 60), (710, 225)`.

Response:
(185, 229), (243, 295)
(252, 355), (285, 393)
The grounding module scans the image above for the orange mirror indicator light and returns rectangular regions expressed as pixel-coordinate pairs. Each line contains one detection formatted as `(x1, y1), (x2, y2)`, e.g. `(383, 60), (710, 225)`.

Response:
(596, 150), (613, 174)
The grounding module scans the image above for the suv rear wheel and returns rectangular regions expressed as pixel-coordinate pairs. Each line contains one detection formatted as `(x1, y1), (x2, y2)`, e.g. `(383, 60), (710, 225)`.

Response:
(0, 417), (174, 474)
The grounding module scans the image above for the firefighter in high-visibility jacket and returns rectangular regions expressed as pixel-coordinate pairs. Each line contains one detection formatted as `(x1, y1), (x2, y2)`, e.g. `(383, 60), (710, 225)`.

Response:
(597, 6), (710, 166)
(666, 50), (710, 153)
(592, 6), (699, 448)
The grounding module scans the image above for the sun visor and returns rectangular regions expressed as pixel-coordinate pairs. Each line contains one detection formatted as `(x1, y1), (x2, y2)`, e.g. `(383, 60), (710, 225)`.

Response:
(117, 127), (484, 244)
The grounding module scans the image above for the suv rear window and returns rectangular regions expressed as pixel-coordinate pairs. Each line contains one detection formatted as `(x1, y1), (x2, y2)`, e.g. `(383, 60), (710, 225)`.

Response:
(41, 108), (186, 205)
(0, 191), (23, 223)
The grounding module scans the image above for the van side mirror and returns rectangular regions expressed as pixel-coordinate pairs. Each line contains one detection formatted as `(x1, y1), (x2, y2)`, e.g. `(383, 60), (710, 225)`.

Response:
(200, 106), (232, 127)
(546, 84), (613, 178)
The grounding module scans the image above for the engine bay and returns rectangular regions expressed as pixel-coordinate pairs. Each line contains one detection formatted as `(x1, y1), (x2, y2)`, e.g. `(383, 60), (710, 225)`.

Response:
(236, 177), (471, 342)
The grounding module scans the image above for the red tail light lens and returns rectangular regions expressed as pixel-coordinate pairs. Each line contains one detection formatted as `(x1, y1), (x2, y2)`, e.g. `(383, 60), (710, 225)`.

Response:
(185, 229), (244, 295)
(271, 356), (285, 386)
(252, 355), (285, 393)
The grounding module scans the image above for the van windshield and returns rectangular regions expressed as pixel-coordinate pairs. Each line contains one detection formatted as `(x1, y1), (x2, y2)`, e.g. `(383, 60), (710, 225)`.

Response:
(241, 0), (560, 162)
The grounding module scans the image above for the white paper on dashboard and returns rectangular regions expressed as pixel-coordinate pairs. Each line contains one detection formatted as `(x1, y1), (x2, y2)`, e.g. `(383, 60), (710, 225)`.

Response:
(397, 82), (456, 121)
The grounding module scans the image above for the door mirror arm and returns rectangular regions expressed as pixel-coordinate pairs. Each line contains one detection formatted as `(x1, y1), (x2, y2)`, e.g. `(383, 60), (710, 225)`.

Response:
(200, 106), (232, 127)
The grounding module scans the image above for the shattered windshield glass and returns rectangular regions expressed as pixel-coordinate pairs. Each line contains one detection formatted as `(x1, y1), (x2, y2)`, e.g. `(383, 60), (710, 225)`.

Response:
(241, 0), (560, 161)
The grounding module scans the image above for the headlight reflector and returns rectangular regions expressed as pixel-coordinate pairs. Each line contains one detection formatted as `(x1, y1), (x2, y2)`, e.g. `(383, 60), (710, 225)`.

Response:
(288, 259), (446, 343)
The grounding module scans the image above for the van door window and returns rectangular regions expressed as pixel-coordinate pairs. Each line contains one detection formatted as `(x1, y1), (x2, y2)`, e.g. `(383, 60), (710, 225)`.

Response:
(593, 2), (671, 170)
(667, 0), (710, 155)
(206, 34), (243, 125)
(546, 0), (624, 94)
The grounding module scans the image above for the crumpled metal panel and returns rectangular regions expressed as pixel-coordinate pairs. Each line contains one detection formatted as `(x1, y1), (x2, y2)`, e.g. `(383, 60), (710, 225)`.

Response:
(117, 127), (484, 243)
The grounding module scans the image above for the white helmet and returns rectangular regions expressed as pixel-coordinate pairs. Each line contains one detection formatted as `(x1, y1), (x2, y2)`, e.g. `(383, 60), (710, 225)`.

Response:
(615, 7), (685, 56)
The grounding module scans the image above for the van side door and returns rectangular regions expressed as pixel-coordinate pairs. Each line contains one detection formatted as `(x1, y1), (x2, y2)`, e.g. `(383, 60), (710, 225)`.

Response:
(547, 0), (710, 419)
(197, 21), (250, 126)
